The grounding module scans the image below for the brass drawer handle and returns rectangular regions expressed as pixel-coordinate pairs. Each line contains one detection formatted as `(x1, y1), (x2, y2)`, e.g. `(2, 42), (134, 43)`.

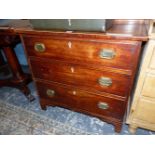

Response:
(34, 43), (46, 52)
(98, 102), (109, 110)
(98, 77), (112, 87)
(99, 49), (116, 59)
(46, 89), (55, 97)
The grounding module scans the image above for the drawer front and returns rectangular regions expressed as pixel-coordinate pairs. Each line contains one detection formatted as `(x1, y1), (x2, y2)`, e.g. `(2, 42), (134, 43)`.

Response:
(30, 59), (130, 97)
(23, 35), (139, 70)
(134, 98), (155, 123)
(35, 81), (125, 119)
(141, 74), (155, 98)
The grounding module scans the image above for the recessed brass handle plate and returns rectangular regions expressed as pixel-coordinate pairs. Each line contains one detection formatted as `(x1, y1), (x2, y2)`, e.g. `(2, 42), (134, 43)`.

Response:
(34, 43), (46, 52)
(98, 102), (109, 110)
(99, 49), (116, 59)
(98, 77), (112, 87)
(46, 89), (55, 97)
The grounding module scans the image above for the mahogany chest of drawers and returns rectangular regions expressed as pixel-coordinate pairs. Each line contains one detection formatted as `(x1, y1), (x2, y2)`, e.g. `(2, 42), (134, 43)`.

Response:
(17, 20), (148, 132)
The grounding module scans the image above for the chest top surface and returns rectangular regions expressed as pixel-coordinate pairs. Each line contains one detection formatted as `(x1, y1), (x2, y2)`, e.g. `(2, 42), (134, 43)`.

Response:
(0, 19), (149, 41)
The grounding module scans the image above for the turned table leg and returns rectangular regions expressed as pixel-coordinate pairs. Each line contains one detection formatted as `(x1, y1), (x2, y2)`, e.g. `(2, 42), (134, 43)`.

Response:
(3, 46), (25, 81)
(0, 46), (35, 102)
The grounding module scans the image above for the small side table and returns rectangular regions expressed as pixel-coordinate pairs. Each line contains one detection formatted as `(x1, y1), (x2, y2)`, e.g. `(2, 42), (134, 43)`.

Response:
(0, 33), (34, 102)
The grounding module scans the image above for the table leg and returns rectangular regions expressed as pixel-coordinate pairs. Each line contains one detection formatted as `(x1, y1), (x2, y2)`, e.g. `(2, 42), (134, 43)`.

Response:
(0, 46), (35, 102)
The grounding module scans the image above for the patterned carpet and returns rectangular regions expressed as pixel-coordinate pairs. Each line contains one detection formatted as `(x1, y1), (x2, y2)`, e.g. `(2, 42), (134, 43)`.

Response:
(0, 99), (89, 135)
(0, 81), (154, 135)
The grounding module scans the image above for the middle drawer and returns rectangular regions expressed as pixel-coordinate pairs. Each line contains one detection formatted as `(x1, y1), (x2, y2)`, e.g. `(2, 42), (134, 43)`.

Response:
(30, 58), (130, 97)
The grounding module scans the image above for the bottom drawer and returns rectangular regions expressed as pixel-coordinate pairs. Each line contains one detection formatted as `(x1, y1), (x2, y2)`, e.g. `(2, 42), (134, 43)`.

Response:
(35, 80), (125, 119)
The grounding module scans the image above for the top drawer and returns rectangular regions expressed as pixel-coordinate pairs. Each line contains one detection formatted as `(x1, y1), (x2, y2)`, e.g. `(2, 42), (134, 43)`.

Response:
(22, 35), (140, 70)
